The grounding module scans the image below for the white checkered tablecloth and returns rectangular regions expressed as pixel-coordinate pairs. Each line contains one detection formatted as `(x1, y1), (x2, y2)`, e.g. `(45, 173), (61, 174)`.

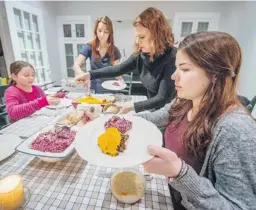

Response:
(0, 152), (174, 210)
(0, 115), (56, 138)
(0, 94), (174, 209)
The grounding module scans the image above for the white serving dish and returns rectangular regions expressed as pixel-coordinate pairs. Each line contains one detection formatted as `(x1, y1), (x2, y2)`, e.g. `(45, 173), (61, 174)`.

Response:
(15, 125), (78, 162)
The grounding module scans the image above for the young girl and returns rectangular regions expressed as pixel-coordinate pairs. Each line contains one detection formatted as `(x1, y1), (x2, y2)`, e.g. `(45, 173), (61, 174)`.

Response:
(73, 16), (123, 93)
(75, 7), (177, 114)
(4, 61), (60, 121)
(139, 31), (256, 209)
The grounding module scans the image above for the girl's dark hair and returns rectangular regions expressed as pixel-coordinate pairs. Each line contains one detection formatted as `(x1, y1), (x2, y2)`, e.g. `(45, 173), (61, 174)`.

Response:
(169, 31), (242, 158)
(9, 61), (34, 85)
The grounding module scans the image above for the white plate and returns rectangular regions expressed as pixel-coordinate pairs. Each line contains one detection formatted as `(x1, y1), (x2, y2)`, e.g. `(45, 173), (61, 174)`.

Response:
(101, 80), (127, 91)
(55, 111), (84, 127)
(46, 98), (72, 109)
(16, 125), (78, 158)
(0, 134), (22, 161)
(76, 104), (103, 113)
(44, 87), (63, 95)
(74, 115), (162, 168)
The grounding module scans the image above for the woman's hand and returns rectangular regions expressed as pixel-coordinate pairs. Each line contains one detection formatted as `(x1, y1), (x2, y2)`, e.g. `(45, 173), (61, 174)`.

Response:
(143, 145), (182, 178)
(46, 96), (60, 106)
(116, 76), (125, 84)
(77, 110), (99, 126)
(117, 103), (134, 114)
(74, 72), (91, 88)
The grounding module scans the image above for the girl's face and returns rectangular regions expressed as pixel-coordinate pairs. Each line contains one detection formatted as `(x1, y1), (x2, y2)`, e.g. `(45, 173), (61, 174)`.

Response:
(135, 24), (154, 54)
(12, 66), (35, 88)
(171, 50), (212, 102)
(96, 22), (110, 44)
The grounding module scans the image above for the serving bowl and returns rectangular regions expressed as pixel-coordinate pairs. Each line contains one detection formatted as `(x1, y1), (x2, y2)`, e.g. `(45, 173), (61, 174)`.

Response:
(110, 168), (146, 204)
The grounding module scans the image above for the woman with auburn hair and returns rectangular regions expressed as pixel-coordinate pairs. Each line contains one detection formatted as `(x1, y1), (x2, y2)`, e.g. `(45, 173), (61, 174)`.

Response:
(75, 7), (177, 114)
(139, 31), (256, 209)
(73, 16), (123, 93)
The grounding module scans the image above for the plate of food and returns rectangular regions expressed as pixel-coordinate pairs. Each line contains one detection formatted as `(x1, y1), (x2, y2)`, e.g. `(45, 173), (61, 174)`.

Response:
(16, 125), (77, 162)
(46, 98), (72, 109)
(102, 104), (120, 114)
(75, 94), (115, 105)
(56, 109), (101, 127)
(56, 111), (85, 126)
(101, 80), (127, 91)
(74, 115), (162, 168)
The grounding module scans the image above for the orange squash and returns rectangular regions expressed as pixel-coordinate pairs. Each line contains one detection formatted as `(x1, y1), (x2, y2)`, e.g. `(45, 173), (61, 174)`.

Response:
(98, 127), (121, 156)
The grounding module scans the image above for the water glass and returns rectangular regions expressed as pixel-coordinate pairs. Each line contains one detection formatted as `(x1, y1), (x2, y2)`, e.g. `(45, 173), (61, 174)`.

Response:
(115, 93), (124, 106)
(56, 103), (67, 116)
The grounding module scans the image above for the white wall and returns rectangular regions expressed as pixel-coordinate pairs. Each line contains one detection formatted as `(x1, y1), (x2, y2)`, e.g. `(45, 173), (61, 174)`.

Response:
(219, 2), (256, 116)
(54, 1), (223, 21)
(234, 2), (256, 116)
(234, 2), (256, 99)
(113, 20), (135, 58)
(218, 2), (245, 38)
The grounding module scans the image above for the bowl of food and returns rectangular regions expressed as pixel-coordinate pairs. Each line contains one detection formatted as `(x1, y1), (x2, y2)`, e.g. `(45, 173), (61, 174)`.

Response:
(76, 104), (102, 114)
(110, 168), (146, 204)
(102, 104), (120, 114)
(75, 95), (115, 105)
(15, 125), (77, 163)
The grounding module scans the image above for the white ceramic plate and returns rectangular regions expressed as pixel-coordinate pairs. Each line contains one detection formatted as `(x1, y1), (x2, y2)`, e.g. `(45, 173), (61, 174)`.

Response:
(55, 111), (84, 127)
(0, 134), (22, 161)
(74, 115), (162, 168)
(16, 125), (78, 159)
(101, 80), (127, 91)
(46, 98), (72, 109)
(44, 87), (63, 95)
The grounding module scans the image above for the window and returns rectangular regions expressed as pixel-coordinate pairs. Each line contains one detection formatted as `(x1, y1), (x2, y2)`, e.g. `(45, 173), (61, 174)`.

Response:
(13, 8), (47, 83)
(173, 12), (220, 44)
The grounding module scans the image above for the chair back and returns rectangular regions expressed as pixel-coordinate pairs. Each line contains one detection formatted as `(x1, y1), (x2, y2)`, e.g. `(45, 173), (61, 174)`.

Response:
(118, 72), (133, 95)
(237, 95), (256, 113)
(0, 85), (10, 128)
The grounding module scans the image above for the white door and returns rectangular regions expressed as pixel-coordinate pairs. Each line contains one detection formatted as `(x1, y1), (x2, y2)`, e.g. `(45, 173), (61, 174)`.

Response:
(173, 12), (220, 45)
(57, 16), (91, 79)
(5, 1), (50, 85)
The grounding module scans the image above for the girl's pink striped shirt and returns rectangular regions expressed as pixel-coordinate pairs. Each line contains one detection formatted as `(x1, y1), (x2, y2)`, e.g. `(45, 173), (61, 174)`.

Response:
(4, 85), (49, 121)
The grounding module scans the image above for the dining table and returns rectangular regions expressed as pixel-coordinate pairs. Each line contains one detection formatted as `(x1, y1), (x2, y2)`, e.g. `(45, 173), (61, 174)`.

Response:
(0, 93), (174, 210)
